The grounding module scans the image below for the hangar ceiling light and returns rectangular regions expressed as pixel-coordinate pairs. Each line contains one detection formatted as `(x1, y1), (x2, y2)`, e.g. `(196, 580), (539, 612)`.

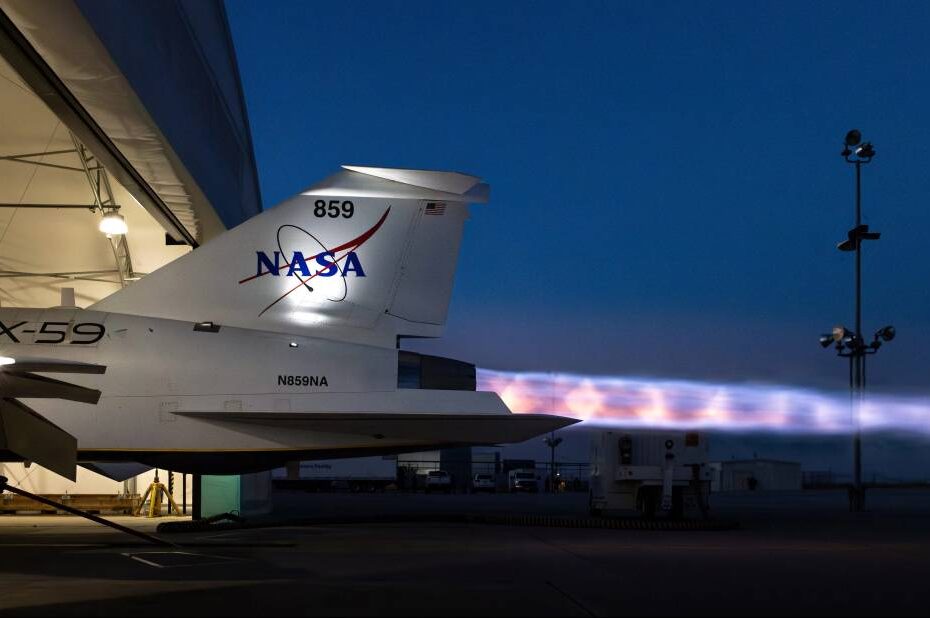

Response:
(98, 210), (126, 236)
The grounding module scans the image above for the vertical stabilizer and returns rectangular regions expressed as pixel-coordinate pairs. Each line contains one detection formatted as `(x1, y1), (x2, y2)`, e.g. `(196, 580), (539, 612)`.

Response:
(91, 166), (488, 346)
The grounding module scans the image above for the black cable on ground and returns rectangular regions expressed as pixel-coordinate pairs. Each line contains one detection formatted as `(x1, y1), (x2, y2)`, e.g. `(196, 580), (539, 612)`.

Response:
(1, 475), (178, 547)
(156, 512), (244, 533)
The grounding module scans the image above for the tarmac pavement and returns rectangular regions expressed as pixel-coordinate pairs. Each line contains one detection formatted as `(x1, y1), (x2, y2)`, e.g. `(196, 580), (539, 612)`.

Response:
(0, 489), (928, 616)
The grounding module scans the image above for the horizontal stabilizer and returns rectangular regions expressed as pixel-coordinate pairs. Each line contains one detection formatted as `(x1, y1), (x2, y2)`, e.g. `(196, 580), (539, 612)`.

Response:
(176, 412), (578, 445)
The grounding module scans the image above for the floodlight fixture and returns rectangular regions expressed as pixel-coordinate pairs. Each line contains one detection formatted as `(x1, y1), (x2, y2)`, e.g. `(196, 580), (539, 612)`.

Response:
(858, 142), (875, 159)
(837, 224), (881, 252)
(99, 211), (128, 236)
(832, 325), (851, 342)
(875, 325), (896, 342)
(837, 238), (856, 252)
(845, 129), (862, 147)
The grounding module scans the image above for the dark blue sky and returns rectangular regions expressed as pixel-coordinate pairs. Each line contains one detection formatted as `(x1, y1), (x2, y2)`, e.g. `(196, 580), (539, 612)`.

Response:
(226, 0), (930, 393)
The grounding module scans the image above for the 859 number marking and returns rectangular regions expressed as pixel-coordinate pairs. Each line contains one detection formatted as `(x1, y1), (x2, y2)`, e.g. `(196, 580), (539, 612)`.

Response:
(313, 200), (354, 218)
(0, 320), (105, 345)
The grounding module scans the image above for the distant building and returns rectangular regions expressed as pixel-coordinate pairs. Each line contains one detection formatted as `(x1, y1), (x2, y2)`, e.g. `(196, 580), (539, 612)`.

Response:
(709, 459), (802, 492)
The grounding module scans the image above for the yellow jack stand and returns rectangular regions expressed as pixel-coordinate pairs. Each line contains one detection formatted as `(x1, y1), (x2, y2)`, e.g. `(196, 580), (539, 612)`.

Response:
(135, 472), (181, 517)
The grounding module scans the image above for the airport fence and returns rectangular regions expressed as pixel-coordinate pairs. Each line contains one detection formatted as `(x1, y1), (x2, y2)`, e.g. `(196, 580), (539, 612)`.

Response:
(395, 458), (590, 492)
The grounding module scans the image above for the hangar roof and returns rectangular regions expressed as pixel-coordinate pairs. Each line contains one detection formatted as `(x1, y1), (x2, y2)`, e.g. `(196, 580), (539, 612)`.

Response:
(0, 0), (261, 308)
(0, 0), (261, 244)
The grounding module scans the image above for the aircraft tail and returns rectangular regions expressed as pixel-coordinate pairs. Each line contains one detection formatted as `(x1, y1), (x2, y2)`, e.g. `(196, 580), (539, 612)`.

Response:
(91, 166), (489, 345)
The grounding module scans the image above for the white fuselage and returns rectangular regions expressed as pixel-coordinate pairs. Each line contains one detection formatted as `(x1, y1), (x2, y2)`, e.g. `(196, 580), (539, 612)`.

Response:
(0, 306), (513, 472)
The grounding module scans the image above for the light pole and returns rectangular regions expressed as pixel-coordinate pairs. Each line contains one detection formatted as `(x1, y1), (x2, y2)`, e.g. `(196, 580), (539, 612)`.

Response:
(544, 431), (562, 492)
(819, 129), (894, 512)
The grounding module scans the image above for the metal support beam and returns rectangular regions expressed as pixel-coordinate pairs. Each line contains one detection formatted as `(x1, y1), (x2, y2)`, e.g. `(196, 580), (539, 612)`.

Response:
(0, 269), (121, 277)
(0, 148), (84, 172)
(71, 133), (135, 287)
(0, 203), (95, 209)
(109, 235), (133, 287)
(0, 268), (128, 284)
(0, 148), (77, 159)
(72, 133), (115, 211)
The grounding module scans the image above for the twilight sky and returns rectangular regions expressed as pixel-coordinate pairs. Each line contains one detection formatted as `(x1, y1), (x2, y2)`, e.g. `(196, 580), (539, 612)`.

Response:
(225, 0), (930, 394)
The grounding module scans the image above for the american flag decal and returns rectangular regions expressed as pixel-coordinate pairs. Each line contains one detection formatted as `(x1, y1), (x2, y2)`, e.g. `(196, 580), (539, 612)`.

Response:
(425, 202), (446, 216)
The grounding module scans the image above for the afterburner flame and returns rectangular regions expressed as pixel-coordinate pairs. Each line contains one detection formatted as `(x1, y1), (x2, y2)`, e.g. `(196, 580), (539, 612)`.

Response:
(478, 369), (930, 435)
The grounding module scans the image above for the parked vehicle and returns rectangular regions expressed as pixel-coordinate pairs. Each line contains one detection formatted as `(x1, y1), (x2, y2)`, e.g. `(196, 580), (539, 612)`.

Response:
(508, 469), (539, 493)
(424, 470), (453, 493)
(471, 473), (496, 493)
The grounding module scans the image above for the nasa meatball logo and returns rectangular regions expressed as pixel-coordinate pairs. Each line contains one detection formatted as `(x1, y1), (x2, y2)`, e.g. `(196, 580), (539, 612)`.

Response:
(238, 207), (389, 316)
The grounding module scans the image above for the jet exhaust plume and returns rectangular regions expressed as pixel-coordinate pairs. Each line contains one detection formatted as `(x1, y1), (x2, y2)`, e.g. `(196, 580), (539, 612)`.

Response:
(478, 369), (930, 435)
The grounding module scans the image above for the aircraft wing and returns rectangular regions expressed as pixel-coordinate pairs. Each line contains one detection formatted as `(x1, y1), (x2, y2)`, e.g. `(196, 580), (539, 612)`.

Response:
(175, 411), (578, 445)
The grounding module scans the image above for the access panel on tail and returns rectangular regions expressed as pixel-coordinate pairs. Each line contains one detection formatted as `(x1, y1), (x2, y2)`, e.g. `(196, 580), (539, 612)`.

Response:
(91, 166), (489, 346)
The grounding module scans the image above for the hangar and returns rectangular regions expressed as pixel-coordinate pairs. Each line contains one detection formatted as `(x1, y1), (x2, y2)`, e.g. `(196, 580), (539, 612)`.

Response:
(0, 0), (260, 506)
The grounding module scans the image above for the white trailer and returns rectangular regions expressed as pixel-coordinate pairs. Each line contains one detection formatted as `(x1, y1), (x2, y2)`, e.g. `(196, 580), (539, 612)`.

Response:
(272, 456), (397, 492)
(589, 430), (711, 518)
